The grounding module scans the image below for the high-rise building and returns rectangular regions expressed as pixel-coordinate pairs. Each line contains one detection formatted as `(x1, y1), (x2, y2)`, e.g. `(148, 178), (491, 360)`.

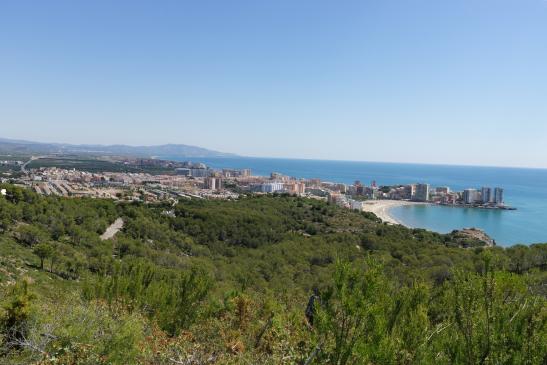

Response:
(463, 189), (478, 204)
(405, 184), (416, 200)
(494, 187), (504, 205)
(412, 184), (430, 202)
(205, 177), (222, 190)
(481, 187), (492, 203)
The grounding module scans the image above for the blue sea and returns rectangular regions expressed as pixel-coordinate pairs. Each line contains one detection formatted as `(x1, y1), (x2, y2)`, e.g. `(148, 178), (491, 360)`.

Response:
(167, 156), (547, 246)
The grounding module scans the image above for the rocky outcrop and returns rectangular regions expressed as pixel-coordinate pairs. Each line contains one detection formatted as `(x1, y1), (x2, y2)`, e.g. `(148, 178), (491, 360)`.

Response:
(450, 228), (496, 248)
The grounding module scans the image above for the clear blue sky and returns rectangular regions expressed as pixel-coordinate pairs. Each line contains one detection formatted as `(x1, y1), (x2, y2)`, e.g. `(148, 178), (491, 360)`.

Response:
(1, 0), (546, 167)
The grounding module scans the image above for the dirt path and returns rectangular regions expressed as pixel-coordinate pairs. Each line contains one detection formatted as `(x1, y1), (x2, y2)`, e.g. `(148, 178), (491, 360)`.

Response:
(100, 218), (124, 240)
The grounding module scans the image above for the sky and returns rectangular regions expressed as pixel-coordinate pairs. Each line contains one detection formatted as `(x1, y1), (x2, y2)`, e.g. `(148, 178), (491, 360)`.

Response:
(1, 0), (547, 168)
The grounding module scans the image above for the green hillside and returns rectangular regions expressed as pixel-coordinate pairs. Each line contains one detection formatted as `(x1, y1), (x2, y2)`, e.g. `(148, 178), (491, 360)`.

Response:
(0, 184), (545, 364)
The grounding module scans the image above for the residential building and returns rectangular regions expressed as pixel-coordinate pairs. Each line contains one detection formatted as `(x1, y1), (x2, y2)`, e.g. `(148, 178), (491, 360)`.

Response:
(205, 177), (222, 191)
(494, 187), (504, 205)
(412, 184), (430, 202)
(406, 184), (416, 200)
(364, 186), (379, 199)
(304, 178), (321, 188)
(328, 192), (349, 208)
(436, 186), (450, 194)
(481, 187), (492, 203)
(221, 169), (236, 178)
(190, 168), (210, 178)
(442, 193), (458, 205)
(259, 182), (285, 193)
(350, 199), (365, 211)
(175, 168), (191, 176)
(270, 172), (289, 181)
(463, 189), (478, 204)
(389, 186), (407, 200)
(284, 181), (306, 195)
(336, 184), (347, 193)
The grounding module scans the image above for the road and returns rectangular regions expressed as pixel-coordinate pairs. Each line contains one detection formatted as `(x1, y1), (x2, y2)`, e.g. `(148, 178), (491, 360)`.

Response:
(100, 218), (124, 240)
(21, 155), (47, 174)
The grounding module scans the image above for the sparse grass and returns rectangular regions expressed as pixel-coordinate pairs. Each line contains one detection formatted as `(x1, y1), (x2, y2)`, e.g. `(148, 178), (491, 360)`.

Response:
(0, 237), (78, 299)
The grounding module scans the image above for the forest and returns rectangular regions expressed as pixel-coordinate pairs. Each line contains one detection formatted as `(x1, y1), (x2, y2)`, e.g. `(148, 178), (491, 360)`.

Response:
(0, 184), (545, 364)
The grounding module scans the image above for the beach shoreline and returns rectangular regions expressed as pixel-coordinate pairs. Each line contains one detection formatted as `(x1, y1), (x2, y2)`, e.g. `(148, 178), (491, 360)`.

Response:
(361, 200), (425, 226)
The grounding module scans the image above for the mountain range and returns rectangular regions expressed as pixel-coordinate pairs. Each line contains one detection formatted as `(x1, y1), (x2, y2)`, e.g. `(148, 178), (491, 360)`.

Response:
(0, 137), (236, 158)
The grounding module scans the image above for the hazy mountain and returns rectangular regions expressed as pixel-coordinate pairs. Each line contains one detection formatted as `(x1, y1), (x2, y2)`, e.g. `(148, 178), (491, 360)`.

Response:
(0, 137), (236, 158)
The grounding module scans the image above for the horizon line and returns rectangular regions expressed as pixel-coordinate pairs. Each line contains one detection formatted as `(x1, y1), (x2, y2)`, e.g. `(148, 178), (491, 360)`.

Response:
(2, 135), (546, 171)
(203, 154), (547, 171)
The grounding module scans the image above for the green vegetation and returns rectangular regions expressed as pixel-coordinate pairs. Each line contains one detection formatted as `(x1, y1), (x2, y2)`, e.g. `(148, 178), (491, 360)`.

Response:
(0, 155), (26, 175)
(27, 157), (141, 173)
(0, 184), (545, 364)
(26, 156), (176, 174)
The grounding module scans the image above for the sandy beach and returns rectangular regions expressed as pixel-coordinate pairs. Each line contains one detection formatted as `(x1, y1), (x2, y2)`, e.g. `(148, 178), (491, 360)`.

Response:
(361, 200), (424, 226)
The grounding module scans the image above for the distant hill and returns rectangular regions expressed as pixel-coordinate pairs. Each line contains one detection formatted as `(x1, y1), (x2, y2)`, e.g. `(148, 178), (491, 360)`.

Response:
(0, 137), (236, 158)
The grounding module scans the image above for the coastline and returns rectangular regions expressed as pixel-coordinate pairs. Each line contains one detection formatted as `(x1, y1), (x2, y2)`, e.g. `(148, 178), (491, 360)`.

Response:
(171, 157), (543, 245)
(362, 200), (425, 227)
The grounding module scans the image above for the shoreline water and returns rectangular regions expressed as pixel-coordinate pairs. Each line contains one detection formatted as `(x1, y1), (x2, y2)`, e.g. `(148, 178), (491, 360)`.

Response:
(361, 200), (425, 226)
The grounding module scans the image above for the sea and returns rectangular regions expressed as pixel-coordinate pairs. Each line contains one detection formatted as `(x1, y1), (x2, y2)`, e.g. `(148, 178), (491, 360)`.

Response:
(166, 156), (547, 247)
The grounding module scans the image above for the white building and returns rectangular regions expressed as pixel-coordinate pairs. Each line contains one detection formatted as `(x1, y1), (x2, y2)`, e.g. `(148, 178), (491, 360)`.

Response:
(350, 199), (365, 211)
(0, 189), (6, 196)
(260, 182), (285, 193)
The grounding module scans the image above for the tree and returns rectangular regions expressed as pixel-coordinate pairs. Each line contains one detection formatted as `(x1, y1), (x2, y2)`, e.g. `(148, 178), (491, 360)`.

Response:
(314, 259), (394, 365)
(4, 186), (24, 204)
(0, 280), (36, 350)
(435, 254), (547, 364)
(84, 260), (212, 337)
(16, 225), (48, 247)
(32, 243), (53, 270)
(0, 199), (14, 232)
